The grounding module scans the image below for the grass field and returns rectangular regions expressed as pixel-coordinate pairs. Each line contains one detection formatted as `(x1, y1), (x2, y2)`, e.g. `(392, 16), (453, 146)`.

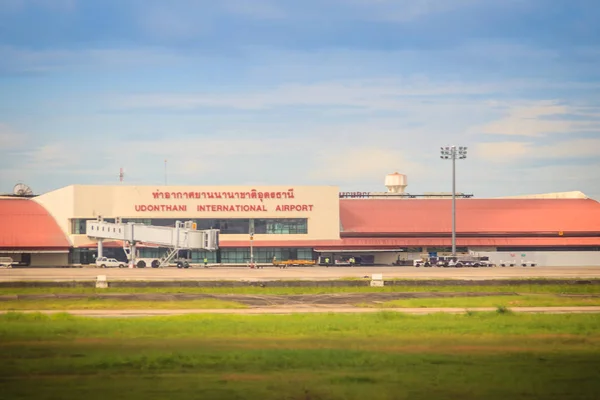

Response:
(1, 294), (600, 310)
(1, 312), (599, 400)
(2, 283), (599, 310)
(0, 298), (249, 310)
(2, 282), (600, 295)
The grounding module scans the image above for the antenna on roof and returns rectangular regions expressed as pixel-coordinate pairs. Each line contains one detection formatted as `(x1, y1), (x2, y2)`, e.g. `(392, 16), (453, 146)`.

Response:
(13, 183), (33, 196)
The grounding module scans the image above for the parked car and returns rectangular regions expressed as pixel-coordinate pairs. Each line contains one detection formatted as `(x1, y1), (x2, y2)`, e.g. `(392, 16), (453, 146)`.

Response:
(95, 257), (126, 268)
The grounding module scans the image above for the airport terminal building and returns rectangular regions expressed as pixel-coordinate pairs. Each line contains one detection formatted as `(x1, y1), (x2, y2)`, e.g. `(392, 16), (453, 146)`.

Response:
(1, 178), (600, 267)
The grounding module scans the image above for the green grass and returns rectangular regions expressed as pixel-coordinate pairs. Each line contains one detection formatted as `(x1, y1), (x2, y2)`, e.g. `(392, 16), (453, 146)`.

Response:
(0, 298), (247, 310)
(358, 294), (600, 308)
(2, 311), (600, 339)
(2, 294), (600, 310)
(1, 312), (600, 399)
(2, 282), (600, 295)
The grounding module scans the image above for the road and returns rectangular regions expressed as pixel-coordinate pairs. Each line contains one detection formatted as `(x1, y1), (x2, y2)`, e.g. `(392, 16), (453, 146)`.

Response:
(1, 266), (600, 282)
(3, 306), (600, 317)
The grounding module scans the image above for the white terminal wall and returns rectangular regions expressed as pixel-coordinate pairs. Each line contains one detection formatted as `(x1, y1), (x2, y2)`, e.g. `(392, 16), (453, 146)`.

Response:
(34, 185), (341, 247)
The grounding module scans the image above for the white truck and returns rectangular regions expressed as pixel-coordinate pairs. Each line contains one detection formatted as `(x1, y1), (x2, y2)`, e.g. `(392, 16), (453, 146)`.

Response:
(414, 255), (495, 268)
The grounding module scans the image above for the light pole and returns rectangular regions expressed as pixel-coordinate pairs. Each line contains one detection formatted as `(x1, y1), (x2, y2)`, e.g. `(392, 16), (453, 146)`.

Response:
(440, 146), (467, 256)
(249, 227), (255, 268)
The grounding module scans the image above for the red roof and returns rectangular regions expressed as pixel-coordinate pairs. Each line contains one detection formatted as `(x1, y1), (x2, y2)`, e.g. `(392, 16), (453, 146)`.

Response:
(314, 236), (600, 250)
(340, 198), (600, 235)
(0, 199), (70, 249)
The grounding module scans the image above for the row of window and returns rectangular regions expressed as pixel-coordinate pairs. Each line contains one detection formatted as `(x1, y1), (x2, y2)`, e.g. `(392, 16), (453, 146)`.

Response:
(220, 248), (313, 264)
(70, 218), (308, 235)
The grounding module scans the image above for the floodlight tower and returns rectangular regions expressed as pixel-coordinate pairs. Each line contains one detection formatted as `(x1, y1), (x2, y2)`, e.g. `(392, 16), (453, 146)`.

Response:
(440, 146), (468, 256)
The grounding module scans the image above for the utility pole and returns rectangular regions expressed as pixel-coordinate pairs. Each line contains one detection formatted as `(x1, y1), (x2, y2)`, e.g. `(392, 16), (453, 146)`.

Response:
(440, 146), (468, 256)
(164, 159), (167, 185)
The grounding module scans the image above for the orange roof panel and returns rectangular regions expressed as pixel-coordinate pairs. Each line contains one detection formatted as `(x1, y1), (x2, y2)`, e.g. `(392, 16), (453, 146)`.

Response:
(340, 198), (600, 235)
(0, 199), (70, 249)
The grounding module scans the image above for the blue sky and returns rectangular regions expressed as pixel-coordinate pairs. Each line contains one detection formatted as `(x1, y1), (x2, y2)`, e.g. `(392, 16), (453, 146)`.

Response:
(1, 0), (599, 199)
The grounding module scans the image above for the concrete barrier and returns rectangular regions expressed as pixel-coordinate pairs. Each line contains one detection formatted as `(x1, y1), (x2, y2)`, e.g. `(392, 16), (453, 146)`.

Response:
(96, 275), (108, 289)
(370, 274), (384, 287)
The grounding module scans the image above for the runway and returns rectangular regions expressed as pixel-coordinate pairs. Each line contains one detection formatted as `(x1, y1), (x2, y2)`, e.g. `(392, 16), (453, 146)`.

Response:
(1, 266), (600, 282)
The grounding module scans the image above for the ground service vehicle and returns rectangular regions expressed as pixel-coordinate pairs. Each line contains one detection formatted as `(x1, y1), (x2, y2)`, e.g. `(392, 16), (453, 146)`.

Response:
(498, 259), (537, 267)
(272, 259), (316, 268)
(393, 255), (414, 266)
(414, 254), (495, 268)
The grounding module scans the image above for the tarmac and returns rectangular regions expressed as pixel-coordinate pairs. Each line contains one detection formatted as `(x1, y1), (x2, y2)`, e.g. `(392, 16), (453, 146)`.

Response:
(3, 306), (600, 317)
(1, 265), (600, 282)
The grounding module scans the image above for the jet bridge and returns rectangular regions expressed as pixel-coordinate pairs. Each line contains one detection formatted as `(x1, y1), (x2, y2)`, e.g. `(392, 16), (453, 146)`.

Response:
(86, 218), (219, 268)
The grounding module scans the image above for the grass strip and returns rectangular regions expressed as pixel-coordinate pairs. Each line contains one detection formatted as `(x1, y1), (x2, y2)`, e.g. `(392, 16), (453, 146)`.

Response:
(356, 294), (600, 308)
(2, 294), (600, 310)
(2, 283), (600, 295)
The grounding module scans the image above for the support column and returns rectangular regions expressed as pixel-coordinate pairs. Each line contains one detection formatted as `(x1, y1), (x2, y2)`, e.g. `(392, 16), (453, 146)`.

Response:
(97, 239), (104, 259)
(130, 243), (137, 268)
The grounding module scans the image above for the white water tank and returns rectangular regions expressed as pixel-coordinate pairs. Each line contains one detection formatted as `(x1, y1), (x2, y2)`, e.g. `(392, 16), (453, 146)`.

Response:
(385, 172), (407, 193)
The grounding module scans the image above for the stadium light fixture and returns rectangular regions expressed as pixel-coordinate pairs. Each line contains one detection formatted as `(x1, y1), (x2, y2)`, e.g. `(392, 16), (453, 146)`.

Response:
(440, 145), (468, 256)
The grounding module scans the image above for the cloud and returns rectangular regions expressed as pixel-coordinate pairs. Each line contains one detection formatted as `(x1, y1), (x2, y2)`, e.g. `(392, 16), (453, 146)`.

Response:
(0, 124), (25, 149)
(23, 143), (81, 169)
(474, 138), (600, 163)
(0, 46), (184, 74)
(114, 77), (524, 112)
(220, 0), (286, 19)
(0, 0), (76, 14)
(338, 0), (481, 21)
(309, 147), (427, 183)
(472, 101), (600, 137)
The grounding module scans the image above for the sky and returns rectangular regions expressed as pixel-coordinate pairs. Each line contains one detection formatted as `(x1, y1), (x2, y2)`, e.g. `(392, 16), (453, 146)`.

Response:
(0, 0), (599, 199)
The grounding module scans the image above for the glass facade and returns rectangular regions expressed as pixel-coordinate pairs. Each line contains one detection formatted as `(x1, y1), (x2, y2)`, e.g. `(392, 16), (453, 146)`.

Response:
(137, 248), (218, 263)
(220, 247), (313, 264)
(253, 219), (308, 234)
(68, 247), (125, 264)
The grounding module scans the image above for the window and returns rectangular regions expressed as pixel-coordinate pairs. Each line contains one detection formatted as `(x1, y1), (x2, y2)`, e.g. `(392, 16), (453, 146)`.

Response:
(220, 248), (251, 264)
(220, 248), (313, 263)
(190, 219), (250, 234)
(189, 250), (217, 263)
(254, 219), (308, 234)
(123, 218), (151, 225)
(138, 248), (160, 259)
(71, 219), (89, 234)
